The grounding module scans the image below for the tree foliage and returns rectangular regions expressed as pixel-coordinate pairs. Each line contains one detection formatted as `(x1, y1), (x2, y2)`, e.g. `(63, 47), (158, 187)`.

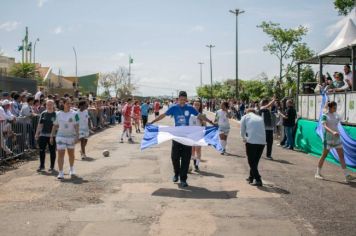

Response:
(99, 66), (137, 98)
(9, 63), (37, 79)
(334, 0), (355, 15)
(257, 21), (308, 85)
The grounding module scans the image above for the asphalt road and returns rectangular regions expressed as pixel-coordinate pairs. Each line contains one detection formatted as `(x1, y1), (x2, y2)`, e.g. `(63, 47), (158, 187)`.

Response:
(0, 109), (355, 236)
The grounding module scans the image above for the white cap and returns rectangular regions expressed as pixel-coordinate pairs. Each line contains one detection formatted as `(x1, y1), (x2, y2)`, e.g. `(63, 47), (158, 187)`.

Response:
(1, 99), (10, 106)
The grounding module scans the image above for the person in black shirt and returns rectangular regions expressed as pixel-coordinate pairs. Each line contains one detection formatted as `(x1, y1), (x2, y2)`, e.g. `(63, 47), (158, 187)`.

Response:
(35, 100), (57, 172)
(278, 99), (297, 150)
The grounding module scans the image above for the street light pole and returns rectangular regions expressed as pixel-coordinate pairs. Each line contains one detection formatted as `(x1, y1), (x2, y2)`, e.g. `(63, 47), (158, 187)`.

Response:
(33, 38), (40, 64)
(72, 46), (78, 89)
(198, 62), (204, 87)
(206, 45), (215, 99)
(230, 8), (245, 99)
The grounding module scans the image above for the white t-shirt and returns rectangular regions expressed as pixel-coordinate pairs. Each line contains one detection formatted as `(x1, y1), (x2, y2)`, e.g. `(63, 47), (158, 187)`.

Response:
(35, 91), (42, 100)
(189, 115), (202, 126)
(54, 111), (79, 138)
(215, 109), (230, 129)
(77, 110), (89, 131)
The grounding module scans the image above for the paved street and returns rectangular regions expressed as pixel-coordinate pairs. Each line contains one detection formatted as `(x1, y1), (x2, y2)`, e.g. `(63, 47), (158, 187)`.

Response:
(0, 111), (355, 236)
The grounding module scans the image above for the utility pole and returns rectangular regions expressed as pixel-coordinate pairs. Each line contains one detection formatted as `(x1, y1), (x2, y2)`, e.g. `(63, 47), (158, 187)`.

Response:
(229, 8), (245, 99)
(128, 55), (133, 87)
(198, 62), (204, 87)
(206, 45), (215, 99)
(24, 27), (29, 63)
(73, 46), (78, 89)
(33, 38), (40, 64)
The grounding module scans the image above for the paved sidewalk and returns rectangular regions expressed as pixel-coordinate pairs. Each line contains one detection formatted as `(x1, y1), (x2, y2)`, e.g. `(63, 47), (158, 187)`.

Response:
(0, 111), (355, 236)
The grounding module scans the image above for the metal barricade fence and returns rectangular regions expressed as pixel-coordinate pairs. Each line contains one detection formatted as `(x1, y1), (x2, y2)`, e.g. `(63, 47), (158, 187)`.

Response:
(0, 109), (117, 161)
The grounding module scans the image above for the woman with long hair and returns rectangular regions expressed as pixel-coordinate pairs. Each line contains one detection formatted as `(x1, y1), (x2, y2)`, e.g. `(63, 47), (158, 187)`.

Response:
(189, 99), (206, 171)
(214, 101), (231, 155)
(50, 98), (79, 180)
(315, 101), (356, 183)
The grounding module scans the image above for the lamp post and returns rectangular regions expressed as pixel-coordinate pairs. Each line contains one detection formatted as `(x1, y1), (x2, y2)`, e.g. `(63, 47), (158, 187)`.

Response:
(198, 62), (204, 87)
(33, 38), (40, 64)
(206, 45), (215, 99)
(72, 46), (78, 89)
(229, 9), (245, 99)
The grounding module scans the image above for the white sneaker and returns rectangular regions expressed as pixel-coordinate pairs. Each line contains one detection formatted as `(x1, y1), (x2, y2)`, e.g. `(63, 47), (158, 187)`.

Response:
(57, 171), (64, 179)
(315, 173), (324, 180)
(69, 167), (76, 176)
(345, 174), (356, 183)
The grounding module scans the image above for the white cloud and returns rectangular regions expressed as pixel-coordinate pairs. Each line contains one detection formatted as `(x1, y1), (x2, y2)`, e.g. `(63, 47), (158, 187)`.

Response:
(37, 0), (49, 7)
(0, 21), (20, 31)
(110, 52), (126, 61)
(190, 25), (205, 32)
(52, 26), (63, 34)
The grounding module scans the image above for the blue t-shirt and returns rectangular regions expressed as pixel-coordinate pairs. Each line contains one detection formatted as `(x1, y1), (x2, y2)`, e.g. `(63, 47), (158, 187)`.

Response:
(141, 103), (149, 116)
(165, 104), (199, 126)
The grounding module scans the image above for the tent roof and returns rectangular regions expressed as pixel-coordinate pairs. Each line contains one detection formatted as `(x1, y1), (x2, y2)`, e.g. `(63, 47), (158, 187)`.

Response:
(299, 18), (356, 65)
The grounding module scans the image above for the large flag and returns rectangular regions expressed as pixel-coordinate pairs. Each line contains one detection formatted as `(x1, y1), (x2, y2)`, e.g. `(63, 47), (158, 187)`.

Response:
(141, 125), (223, 152)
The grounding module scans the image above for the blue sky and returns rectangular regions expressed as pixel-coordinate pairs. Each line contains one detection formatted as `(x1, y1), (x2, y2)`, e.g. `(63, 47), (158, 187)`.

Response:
(0, 0), (351, 96)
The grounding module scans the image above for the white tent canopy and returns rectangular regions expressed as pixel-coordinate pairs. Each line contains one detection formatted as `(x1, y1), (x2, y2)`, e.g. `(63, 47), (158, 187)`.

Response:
(300, 17), (356, 65)
(319, 18), (356, 56)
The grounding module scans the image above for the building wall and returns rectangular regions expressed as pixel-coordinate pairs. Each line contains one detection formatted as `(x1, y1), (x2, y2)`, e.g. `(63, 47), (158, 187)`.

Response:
(0, 55), (16, 76)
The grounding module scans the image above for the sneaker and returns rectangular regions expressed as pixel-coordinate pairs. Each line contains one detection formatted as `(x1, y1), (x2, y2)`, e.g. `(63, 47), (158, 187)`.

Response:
(245, 177), (253, 184)
(194, 165), (200, 171)
(128, 138), (134, 144)
(250, 180), (263, 186)
(57, 172), (64, 180)
(120, 138), (124, 143)
(345, 174), (356, 183)
(48, 168), (55, 172)
(172, 175), (179, 182)
(266, 156), (273, 160)
(69, 167), (76, 176)
(37, 167), (45, 172)
(180, 181), (189, 187)
(81, 152), (86, 160)
(315, 173), (324, 180)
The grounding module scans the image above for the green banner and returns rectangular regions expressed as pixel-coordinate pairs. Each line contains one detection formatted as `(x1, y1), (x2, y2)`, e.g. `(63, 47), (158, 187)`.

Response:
(295, 119), (356, 171)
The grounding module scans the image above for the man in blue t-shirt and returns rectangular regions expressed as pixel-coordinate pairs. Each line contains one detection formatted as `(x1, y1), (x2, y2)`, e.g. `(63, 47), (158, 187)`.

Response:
(149, 91), (213, 187)
(141, 100), (150, 128)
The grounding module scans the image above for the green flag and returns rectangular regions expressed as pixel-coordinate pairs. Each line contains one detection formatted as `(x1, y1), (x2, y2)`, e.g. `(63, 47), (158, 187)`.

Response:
(18, 46), (24, 51)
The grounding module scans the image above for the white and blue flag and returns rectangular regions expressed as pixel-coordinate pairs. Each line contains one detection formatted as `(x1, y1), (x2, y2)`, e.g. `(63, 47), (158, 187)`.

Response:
(141, 125), (223, 152)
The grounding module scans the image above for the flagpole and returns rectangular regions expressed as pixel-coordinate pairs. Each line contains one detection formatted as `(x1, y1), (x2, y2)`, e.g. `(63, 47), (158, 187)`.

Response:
(128, 55), (131, 87)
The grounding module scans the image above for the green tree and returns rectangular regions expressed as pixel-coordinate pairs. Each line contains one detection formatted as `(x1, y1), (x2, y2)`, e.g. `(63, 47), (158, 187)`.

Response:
(334, 0), (355, 15)
(257, 21), (308, 89)
(9, 63), (36, 79)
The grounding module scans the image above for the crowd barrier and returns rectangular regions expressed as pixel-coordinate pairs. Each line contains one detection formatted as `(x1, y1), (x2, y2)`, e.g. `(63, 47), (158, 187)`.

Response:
(297, 92), (356, 124)
(0, 106), (117, 161)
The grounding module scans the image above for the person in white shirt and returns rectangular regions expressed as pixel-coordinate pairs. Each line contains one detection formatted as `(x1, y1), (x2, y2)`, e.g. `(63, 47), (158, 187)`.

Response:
(343, 64), (352, 90)
(240, 109), (266, 186)
(77, 100), (90, 160)
(50, 98), (79, 180)
(34, 87), (44, 100)
(0, 100), (16, 156)
(214, 102), (231, 155)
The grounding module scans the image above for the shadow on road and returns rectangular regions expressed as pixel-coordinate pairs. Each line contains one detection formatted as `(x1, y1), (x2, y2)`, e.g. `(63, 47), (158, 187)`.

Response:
(257, 184), (290, 194)
(195, 170), (224, 178)
(152, 186), (238, 199)
(81, 156), (96, 162)
(270, 159), (295, 165)
(61, 176), (89, 184)
(224, 152), (245, 158)
(322, 178), (356, 188)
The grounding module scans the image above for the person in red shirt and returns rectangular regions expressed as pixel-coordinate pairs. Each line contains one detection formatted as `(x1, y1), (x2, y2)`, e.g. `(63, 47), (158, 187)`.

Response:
(132, 100), (141, 133)
(154, 100), (160, 117)
(120, 98), (134, 143)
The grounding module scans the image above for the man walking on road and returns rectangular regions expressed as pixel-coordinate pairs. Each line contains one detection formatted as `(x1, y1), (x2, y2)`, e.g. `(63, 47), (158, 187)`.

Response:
(240, 109), (266, 186)
(148, 91), (213, 187)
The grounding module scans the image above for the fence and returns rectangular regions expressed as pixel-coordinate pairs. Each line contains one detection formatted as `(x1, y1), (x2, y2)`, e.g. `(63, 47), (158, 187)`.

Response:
(297, 92), (356, 125)
(0, 106), (118, 161)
